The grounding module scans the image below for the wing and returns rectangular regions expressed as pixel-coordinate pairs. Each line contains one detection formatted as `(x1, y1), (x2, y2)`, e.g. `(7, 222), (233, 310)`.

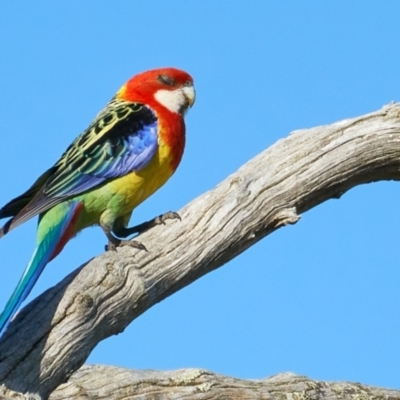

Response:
(46, 100), (158, 196)
(0, 100), (158, 235)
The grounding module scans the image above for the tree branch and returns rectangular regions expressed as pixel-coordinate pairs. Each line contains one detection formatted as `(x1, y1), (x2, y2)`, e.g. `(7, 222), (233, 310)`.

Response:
(0, 103), (399, 399)
(51, 366), (400, 400)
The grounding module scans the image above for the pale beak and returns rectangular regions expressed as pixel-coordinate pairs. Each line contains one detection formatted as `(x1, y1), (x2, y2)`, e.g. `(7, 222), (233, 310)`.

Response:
(182, 84), (196, 108)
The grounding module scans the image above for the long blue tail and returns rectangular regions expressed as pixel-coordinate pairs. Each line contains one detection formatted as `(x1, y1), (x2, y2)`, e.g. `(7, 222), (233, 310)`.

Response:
(0, 201), (82, 339)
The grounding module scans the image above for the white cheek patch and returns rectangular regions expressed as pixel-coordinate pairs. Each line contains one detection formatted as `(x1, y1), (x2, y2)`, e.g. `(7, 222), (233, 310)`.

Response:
(154, 89), (185, 113)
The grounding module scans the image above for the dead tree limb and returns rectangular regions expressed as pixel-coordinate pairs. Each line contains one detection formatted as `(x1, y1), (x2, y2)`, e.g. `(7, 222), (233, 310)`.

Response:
(51, 366), (400, 400)
(0, 103), (399, 399)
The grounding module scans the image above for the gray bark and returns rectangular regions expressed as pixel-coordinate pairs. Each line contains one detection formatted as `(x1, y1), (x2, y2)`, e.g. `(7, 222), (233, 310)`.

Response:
(51, 366), (400, 400)
(2, 367), (399, 400)
(0, 103), (399, 399)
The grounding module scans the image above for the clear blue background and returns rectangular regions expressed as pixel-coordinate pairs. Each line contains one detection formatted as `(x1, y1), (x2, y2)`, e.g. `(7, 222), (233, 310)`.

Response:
(1, 1), (399, 390)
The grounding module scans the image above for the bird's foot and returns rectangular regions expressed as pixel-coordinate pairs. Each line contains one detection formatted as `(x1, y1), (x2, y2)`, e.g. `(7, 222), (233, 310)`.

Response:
(117, 211), (181, 236)
(154, 211), (181, 226)
(137, 211), (181, 233)
(105, 239), (147, 252)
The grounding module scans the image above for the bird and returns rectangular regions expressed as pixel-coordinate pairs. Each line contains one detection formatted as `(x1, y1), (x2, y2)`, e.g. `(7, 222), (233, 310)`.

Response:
(0, 67), (195, 338)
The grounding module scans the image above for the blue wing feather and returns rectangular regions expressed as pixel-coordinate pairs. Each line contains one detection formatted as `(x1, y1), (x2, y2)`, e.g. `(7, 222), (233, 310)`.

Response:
(53, 119), (158, 195)
(45, 101), (158, 196)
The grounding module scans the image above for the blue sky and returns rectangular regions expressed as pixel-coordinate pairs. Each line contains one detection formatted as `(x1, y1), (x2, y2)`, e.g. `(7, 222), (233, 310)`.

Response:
(1, 1), (400, 390)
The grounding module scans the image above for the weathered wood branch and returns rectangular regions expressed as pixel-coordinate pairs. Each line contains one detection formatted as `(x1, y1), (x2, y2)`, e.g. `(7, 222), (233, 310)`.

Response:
(0, 103), (399, 399)
(51, 366), (400, 400)
(2, 367), (399, 400)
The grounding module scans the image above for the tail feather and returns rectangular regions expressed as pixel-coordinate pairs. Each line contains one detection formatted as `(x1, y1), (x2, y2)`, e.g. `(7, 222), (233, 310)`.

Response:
(0, 200), (83, 339)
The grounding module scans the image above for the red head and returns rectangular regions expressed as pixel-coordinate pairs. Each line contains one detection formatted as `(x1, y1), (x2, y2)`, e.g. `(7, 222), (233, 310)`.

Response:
(118, 67), (195, 116)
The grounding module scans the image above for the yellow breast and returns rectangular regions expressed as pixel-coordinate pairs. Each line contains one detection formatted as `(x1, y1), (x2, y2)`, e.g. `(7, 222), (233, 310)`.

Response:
(106, 141), (175, 214)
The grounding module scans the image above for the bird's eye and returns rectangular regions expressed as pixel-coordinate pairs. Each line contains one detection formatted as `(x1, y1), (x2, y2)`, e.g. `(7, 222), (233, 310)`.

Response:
(157, 74), (175, 86)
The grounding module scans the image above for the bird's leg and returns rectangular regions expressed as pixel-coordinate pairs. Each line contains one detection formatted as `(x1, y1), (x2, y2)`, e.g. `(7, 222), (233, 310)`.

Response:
(114, 211), (181, 238)
(101, 223), (147, 252)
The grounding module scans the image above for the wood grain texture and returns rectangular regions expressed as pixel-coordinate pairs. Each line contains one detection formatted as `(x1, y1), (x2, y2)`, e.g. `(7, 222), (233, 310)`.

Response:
(50, 366), (400, 400)
(0, 103), (399, 399)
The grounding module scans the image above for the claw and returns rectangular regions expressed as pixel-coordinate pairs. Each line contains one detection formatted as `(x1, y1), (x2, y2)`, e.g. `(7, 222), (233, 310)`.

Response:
(113, 210), (182, 238)
(155, 211), (181, 225)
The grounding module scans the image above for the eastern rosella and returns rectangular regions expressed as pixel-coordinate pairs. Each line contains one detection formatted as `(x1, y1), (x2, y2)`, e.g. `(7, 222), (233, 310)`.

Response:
(0, 67), (195, 338)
